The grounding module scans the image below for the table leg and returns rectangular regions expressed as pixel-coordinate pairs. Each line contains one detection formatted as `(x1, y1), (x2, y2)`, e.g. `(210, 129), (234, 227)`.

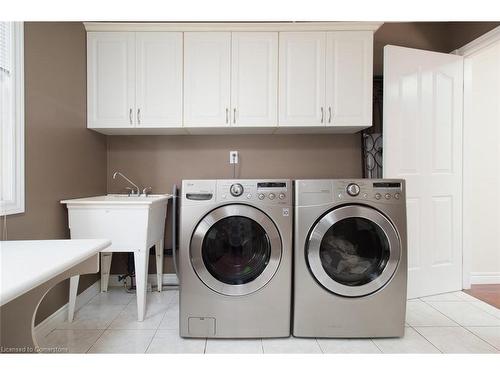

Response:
(134, 249), (150, 322)
(155, 240), (164, 292)
(68, 275), (80, 322)
(100, 252), (113, 292)
(0, 254), (99, 353)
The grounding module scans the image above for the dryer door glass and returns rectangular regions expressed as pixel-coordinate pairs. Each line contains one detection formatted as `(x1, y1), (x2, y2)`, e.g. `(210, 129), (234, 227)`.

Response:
(319, 217), (390, 286)
(190, 204), (282, 296)
(201, 216), (271, 285)
(307, 205), (401, 297)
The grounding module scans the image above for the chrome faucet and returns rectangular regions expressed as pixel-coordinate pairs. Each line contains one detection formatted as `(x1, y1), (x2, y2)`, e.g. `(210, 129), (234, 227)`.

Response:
(142, 186), (152, 197)
(113, 171), (140, 196)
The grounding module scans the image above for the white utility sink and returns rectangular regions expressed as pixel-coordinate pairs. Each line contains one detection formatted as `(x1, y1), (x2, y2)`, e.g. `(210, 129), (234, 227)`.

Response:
(62, 194), (170, 204)
(61, 193), (172, 322)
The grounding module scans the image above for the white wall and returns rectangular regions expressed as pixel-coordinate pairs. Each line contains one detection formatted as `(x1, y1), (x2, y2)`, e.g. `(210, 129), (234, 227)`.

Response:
(463, 38), (500, 285)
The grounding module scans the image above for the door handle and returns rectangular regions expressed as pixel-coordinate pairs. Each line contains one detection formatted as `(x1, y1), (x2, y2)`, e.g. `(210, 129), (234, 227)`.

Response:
(226, 108), (229, 124)
(320, 107), (324, 124)
(129, 108), (133, 125)
(328, 106), (332, 123)
(233, 108), (236, 124)
(137, 108), (141, 125)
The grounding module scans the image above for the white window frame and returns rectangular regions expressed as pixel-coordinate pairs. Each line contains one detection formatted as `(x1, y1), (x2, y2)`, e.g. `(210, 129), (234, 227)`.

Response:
(0, 22), (24, 216)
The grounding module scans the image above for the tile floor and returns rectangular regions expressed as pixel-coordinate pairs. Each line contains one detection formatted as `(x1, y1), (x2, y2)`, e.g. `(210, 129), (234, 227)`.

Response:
(36, 287), (500, 354)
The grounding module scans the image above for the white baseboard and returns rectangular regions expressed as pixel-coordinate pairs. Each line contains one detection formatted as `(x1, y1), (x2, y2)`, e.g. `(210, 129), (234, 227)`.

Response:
(34, 280), (101, 338)
(108, 273), (179, 288)
(470, 272), (500, 285)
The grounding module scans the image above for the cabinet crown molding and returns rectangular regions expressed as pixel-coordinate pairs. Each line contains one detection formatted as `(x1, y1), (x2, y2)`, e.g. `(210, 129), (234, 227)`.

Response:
(84, 22), (383, 32)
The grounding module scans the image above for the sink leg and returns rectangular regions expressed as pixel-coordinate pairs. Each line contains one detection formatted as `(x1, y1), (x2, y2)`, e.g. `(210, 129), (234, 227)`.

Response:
(134, 249), (149, 322)
(155, 240), (164, 292)
(68, 275), (80, 322)
(100, 252), (113, 292)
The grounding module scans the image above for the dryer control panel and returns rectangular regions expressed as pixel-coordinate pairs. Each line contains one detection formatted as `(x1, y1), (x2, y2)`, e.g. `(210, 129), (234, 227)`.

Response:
(295, 179), (405, 206)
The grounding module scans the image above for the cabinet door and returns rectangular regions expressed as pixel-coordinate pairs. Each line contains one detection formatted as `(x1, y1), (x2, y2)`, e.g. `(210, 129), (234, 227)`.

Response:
(279, 32), (326, 126)
(231, 32), (278, 126)
(136, 32), (183, 127)
(184, 32), (231, 127)
(326, 31), (373, 128)
(87, 32), (135, 128)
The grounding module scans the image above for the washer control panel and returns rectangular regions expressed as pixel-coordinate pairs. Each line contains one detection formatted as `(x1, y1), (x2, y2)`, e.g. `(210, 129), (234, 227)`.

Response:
(217, 180), (290, 205)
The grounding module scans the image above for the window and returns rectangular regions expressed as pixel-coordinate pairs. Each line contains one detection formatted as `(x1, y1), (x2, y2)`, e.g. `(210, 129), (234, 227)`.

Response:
(0, 22), (24, 216)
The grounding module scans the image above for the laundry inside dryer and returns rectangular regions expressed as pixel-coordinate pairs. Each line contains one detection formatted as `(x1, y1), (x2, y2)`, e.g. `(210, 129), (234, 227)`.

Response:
(319, 217), (390, 286)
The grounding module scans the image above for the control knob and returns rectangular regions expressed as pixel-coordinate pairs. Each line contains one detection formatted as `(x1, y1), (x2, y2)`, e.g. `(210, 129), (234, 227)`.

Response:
(346, 183), (360, 197)
(229, 183), (244, 197)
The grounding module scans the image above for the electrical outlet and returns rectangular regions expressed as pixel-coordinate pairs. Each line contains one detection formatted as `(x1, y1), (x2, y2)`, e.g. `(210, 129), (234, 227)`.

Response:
(230, 151), (239, 164)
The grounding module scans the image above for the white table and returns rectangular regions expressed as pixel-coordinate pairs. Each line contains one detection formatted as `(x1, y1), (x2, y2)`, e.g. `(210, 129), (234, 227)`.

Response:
(61, 194), (170, 322)
(0, 239), (110, 353)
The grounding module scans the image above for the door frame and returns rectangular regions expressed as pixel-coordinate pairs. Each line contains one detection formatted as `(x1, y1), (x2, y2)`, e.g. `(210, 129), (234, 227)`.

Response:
(454, 26), (500, 289)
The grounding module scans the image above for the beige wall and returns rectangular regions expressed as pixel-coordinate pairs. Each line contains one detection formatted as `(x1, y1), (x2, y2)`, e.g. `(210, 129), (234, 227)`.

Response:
(107, 134), (362, 273)
(447, 22), (500, 51)
(6, 22), (107, 324)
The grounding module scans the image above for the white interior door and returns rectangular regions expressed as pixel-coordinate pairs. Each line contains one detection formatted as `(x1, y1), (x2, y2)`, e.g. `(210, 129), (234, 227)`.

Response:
(87, 32), (135, 128)
(279, 32), (326, 126)
(184, 32), (231, 127)
(384, 45), (463, 298)
(231, 32), (278, 126)
(136, 32), (183, 127)
(325, 31), (373, 127)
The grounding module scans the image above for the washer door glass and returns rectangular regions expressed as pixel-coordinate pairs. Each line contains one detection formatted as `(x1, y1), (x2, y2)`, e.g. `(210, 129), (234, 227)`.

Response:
(191, 205), (282, 296)
(307, 205), (400, 297)
(319, 217), (390, 286)
(202, 216), (271, 285)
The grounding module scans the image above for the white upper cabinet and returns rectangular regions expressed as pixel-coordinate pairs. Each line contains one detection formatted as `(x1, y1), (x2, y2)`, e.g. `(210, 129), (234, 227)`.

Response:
(278, 31), (373, 130)
(279, 32), (326, 126)
(184, 32), (231, 127)
(135, 32), (183, 127)
(88, 32), (183, 130)
(231, 32), (278, 126)
(87, 32), (135, 128)
(326, 31), (373, 127)
(85, 23), (378, 134)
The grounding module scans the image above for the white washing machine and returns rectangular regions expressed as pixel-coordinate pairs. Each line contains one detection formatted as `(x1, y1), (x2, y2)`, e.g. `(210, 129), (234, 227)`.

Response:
(179, 179), (292, 338)
(293, 179), (407, 338)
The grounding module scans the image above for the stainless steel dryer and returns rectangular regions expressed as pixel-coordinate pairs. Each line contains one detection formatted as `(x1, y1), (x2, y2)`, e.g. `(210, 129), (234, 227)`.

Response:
(179, 179), (292, 338)
(293, 179), (407, 338)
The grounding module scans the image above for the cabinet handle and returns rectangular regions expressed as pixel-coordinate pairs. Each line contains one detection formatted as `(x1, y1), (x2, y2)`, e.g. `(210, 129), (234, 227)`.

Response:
(226, 108), (229, 124)
(137, 108), (141, 125)
(320, 107), (324, 123)
(233, 108), (236, 124)
(129, 108), (133, 125)
(328, 107), (332, 123)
